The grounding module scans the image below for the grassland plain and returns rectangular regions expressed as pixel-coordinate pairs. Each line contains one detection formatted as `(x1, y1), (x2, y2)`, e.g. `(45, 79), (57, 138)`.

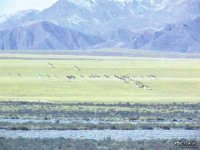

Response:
(0, 53), (199, 103)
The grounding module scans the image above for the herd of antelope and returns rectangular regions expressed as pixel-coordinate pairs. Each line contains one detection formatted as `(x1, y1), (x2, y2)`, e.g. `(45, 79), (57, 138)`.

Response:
(7, 62), (157, 90)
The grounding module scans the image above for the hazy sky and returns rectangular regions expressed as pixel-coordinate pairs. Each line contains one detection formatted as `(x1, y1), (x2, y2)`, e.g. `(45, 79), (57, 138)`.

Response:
(0, 0), (57, 16)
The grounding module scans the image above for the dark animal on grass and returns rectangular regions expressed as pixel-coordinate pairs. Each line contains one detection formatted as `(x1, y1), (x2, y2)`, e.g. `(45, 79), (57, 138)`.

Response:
(67, 75), (76, 80)
(104, 75), (110, 78)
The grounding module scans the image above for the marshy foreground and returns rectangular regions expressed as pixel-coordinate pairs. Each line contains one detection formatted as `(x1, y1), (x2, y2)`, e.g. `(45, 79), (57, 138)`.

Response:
(0, 101), (199, 150)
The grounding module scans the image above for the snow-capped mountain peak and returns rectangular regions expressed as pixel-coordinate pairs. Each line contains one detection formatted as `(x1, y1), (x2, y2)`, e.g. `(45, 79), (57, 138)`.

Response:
(0, 0), (199, 52)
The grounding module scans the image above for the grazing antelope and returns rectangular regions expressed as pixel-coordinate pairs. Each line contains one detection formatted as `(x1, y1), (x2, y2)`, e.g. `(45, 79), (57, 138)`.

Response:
(94, 75), (100, 78)
(144, 85), (152, 90)
(151, 75), (157, 79)
(89, 75), (94, 78)
(104, 75), (110, 78)
(54, 75), (58, 79)
(74, 66), (81, 71)
(66, 75), (76, 80)
(147, 75), (156, 79)
(17, 73), (21, 77)
(47, 74), (50, 79)
(48, 62), (55, 68)
(114, 75), (121, 80)
(123, 80), (129, 83)
(38, 74), (42, 79)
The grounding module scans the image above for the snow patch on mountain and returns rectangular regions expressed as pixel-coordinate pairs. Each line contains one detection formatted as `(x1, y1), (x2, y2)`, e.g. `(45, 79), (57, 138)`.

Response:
(67, 15), (87, 24)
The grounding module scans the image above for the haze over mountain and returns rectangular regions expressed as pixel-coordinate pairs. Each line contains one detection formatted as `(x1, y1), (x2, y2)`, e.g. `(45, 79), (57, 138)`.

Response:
(0, 0), (199, 52)
(0, 21), (104, 50)
(97, 17), (200, 53)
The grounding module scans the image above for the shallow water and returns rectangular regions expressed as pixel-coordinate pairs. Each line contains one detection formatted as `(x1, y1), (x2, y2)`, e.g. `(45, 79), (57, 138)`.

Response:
(0, 129), (200, 141)
(0, 118), (194, 125)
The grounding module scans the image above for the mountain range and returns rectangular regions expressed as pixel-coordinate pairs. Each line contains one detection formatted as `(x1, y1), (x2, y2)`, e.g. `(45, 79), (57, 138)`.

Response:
(0, 0), (199, 52)
(0, 21), (104, 50)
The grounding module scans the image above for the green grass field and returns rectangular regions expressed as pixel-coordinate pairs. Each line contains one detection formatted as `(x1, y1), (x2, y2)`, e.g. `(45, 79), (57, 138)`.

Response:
(0, 53), (199, 103)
